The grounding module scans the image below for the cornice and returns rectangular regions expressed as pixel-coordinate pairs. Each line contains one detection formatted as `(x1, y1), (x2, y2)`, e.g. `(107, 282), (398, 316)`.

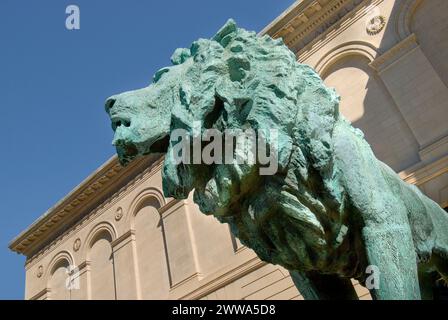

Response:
(23, 156), (167, 269)
(261, 0), (366, 53)
(298, 0), (383, 62)
(259, 0), (310, 36)
(9, 154), (163, 258)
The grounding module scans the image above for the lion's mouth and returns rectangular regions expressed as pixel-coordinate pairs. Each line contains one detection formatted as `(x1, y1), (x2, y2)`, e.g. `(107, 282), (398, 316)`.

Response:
(115, 134), (170, 166)
(115, 140), (139, 166)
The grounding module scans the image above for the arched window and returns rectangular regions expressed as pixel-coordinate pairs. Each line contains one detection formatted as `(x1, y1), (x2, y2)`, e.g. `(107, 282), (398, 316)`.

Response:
(89, 230), (116, 300)
(323, 54), (419, 172)
(133, 197), (170, 299)
(48, 258), (71, 300)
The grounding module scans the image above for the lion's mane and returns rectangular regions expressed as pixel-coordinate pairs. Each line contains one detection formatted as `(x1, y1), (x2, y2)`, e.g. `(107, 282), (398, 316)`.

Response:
(161, 20), (362, 277)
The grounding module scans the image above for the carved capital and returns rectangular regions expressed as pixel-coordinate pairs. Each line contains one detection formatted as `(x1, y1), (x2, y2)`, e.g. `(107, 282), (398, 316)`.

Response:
(369, 34), (418, 72)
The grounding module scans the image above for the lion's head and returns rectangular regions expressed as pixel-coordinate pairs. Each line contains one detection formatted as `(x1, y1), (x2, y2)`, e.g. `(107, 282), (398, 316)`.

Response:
(105, 20), (353, 274)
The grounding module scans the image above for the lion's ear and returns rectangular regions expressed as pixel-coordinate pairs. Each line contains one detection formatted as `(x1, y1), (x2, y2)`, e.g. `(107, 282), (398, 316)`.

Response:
(213, 19), (237, 47)
(171, 48), (191, 65)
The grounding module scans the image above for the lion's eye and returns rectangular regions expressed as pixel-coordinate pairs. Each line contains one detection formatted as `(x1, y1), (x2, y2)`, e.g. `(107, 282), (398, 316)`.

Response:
(153, 68), (170, 83)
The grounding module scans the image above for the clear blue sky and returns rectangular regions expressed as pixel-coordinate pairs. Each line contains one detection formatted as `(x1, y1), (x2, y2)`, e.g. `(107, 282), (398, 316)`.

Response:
(0, 0), (293, 299)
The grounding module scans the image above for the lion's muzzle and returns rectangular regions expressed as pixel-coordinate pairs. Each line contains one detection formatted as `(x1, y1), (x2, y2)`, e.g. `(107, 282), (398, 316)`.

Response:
(105, 92), (171, 166)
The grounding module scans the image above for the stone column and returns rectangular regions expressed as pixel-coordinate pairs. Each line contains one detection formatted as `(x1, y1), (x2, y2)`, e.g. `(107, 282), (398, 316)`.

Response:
(370, 34), (448, 158)
(111, 230), (141, 299)
(70, 260), (91, 300)
(160, 200), (202, 288)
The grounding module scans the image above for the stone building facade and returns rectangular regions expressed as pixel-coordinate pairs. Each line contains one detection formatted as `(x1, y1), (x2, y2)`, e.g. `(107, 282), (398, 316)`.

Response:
(10, 0), (448, 300)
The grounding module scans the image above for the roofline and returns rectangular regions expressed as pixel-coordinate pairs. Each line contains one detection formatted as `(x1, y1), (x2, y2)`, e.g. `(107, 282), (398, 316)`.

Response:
(9, 155), (116, 248)
(259, 0), (367, 59)
(259, 0), (306, 36)
(9, 154), (161, 256)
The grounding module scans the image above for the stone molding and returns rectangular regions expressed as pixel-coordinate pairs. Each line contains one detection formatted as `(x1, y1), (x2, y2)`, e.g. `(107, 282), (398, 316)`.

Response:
(18, 155), (164, 268)
(263, 0), (362, 46)
(10, 157), (121, 253)
(44, 250), (75, 282)
(369, 33), (418, 72)
(111, 229), (136, 252)
(125, 185), (167, 226)
(261, 0), (424, 67)
(9, 156), (150, 255)
(296, 0), (384, 62)
(400, 154), (448, 186)
(29, 288), (50, 301)
(261, 0), (382, 61)
(169, 249), (265, 300)
(77, 260), (91, 272)
(315, 40), (377, 75)
(394, 0), (423, 41)
(419, 135), (448, 163)
(84, 221), (117, 252)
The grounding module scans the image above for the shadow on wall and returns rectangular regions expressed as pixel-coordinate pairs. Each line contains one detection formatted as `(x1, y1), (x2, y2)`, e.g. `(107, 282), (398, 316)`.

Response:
(323, 54), (420, 173)
(322, 0), (448, 175)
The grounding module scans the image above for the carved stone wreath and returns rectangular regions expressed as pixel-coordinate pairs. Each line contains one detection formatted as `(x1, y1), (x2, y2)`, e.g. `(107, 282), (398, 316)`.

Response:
(366, 15), (386, 35)
(36, 265), (43, 278)
(73, 238), (81, 251)
(115, 207), (123, 221)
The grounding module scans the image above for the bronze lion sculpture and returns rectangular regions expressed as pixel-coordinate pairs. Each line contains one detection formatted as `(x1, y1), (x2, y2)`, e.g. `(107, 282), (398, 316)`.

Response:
(105, 20), (448, 299)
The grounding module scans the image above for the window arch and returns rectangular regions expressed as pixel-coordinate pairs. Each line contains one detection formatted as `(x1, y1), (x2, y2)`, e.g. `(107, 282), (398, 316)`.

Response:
(323, 54), (419, 171)
(86, 224), (116, 300)
(126, 187), (165, 228)
(131, 195), (170, 299)
(46, 251), (74, 300)
(315, 41), (377, 76)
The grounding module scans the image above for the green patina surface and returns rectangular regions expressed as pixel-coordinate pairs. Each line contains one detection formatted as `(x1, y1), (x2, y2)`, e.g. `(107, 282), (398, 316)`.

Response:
(105, 20), (448, 300)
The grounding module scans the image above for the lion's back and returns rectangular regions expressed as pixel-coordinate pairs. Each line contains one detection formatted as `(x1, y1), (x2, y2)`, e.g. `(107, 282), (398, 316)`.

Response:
(380, 161), (448, 260)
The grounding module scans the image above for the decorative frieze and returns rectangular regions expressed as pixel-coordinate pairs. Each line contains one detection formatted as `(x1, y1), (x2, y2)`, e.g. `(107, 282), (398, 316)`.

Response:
(13, 155), (164, 267)
(265, 0), (365, 52)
